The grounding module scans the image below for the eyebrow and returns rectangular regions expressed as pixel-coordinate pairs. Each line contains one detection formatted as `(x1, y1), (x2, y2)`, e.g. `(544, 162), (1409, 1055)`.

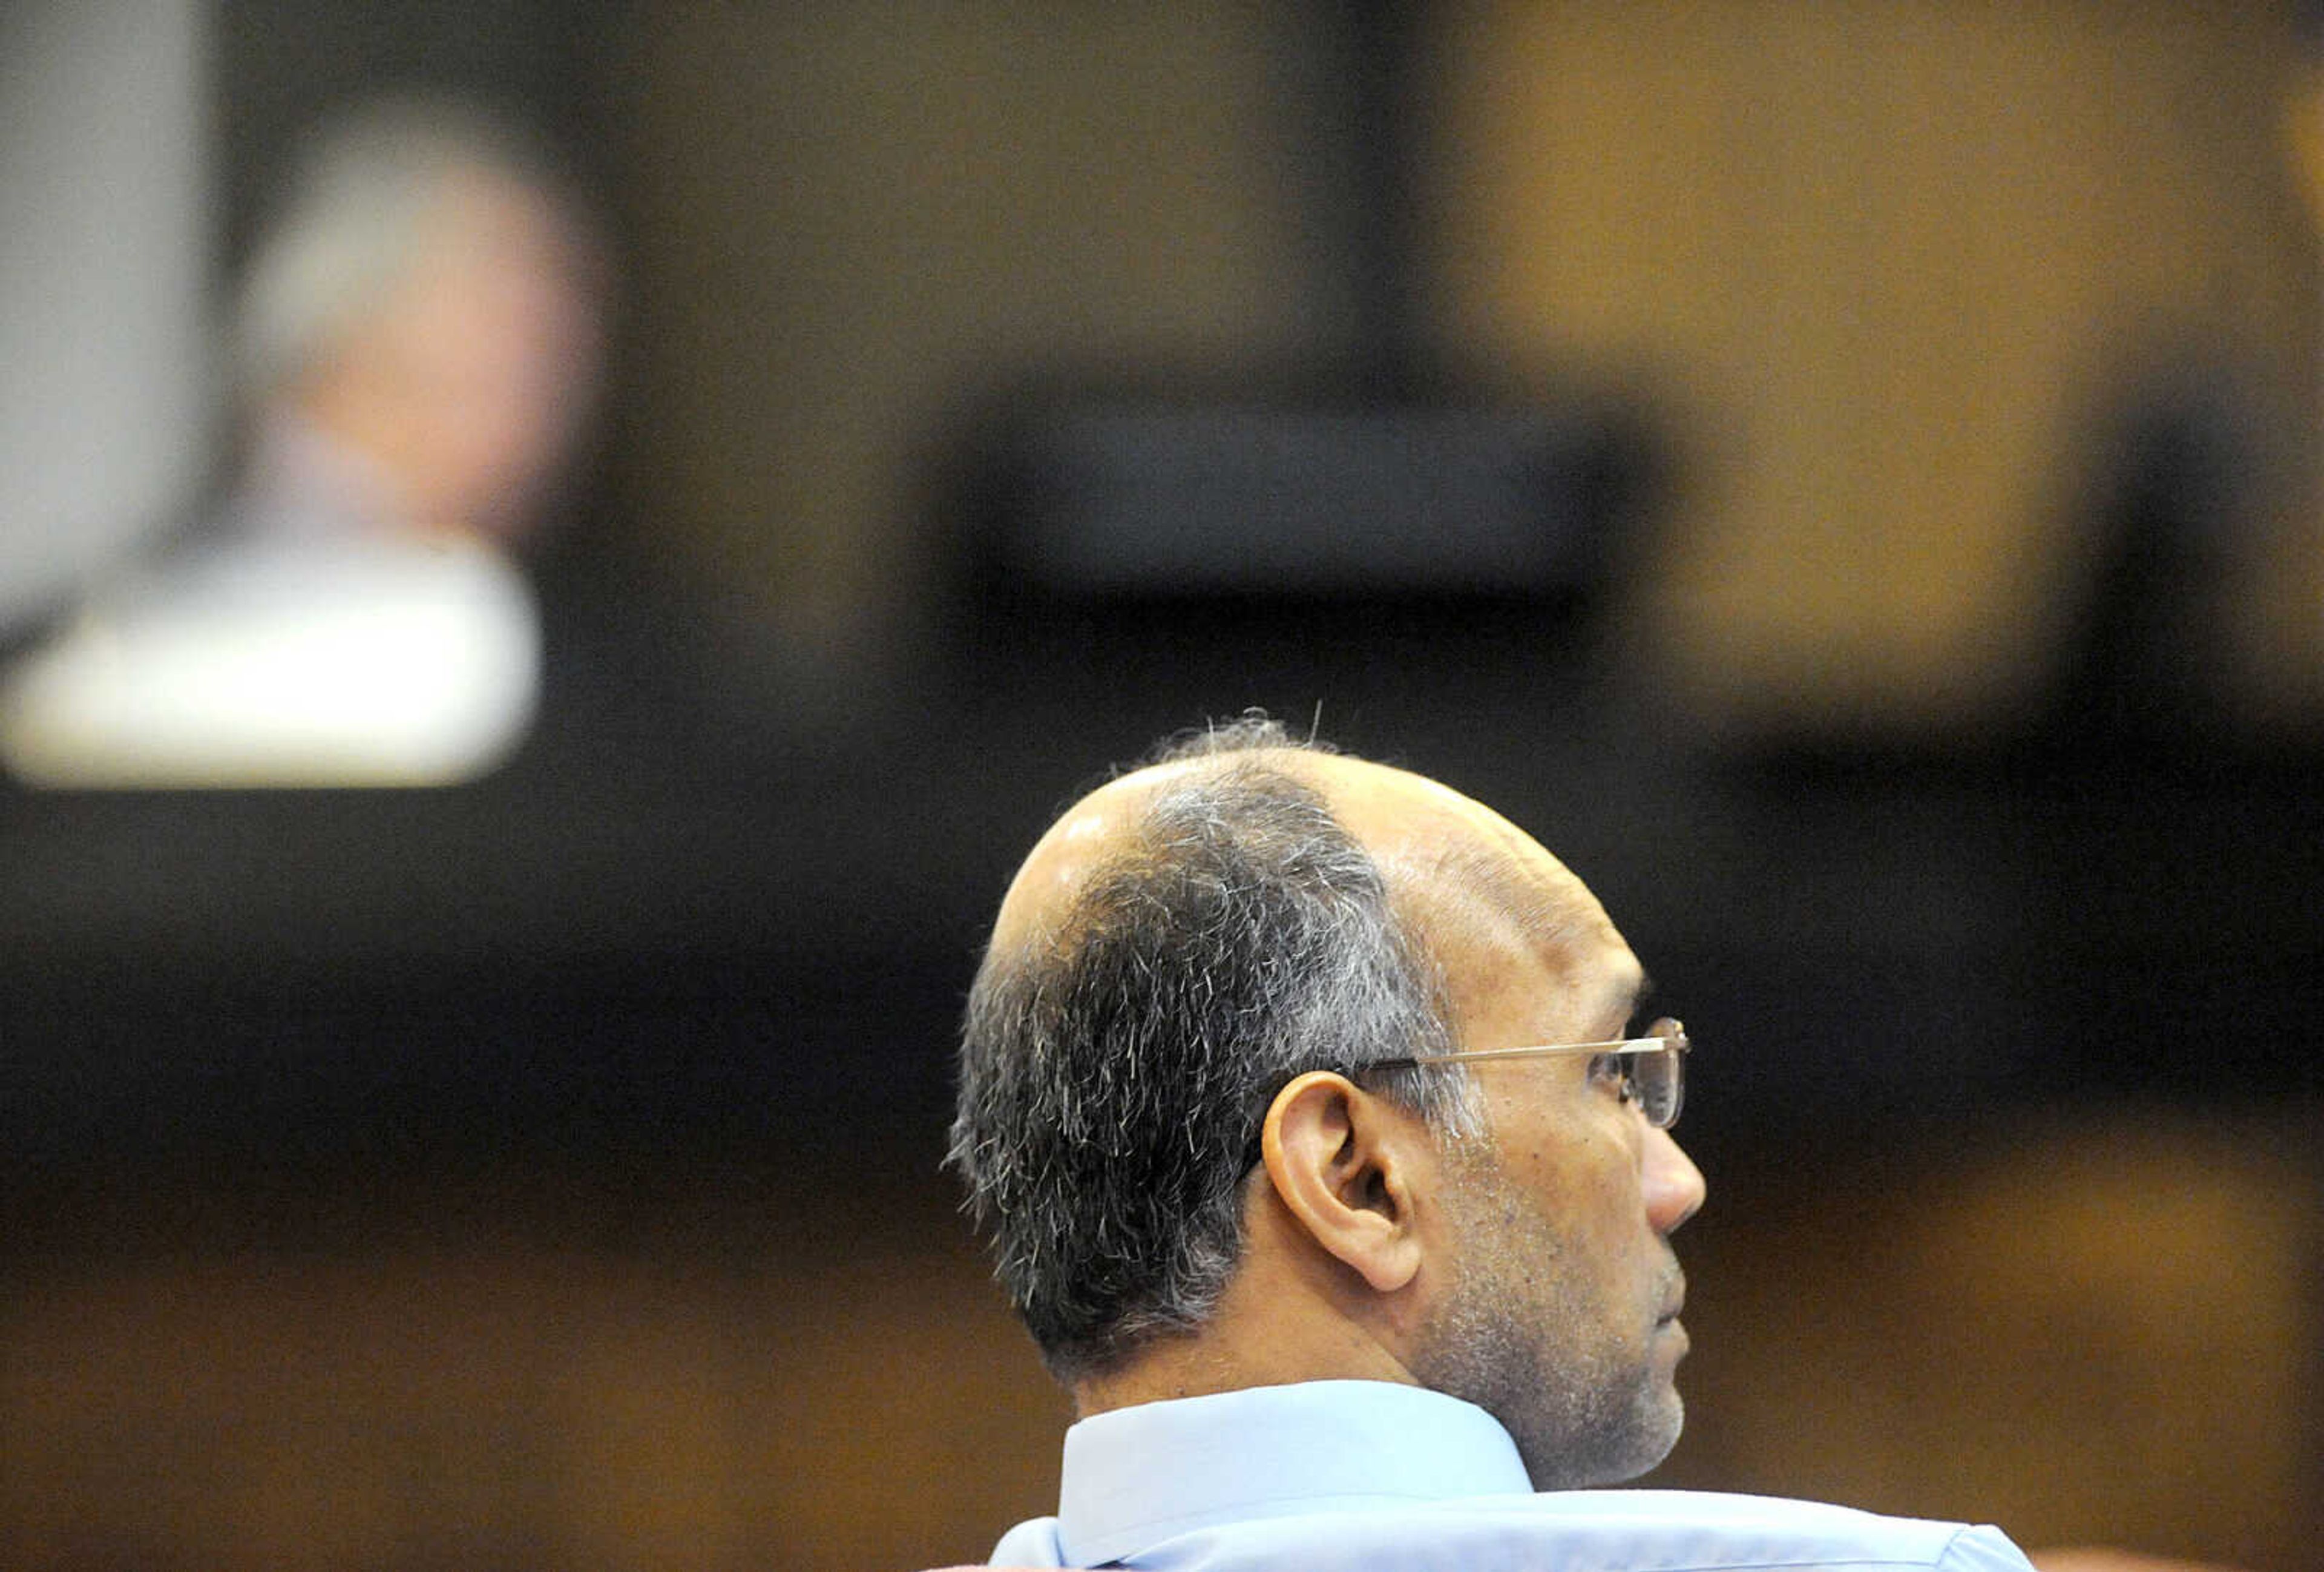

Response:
(1604, 969), (1653, 1036)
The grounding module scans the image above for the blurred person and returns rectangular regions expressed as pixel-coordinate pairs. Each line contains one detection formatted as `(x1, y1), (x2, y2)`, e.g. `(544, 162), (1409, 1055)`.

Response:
(0, 96), (604, 787)
(947, 714), (2068, 1571)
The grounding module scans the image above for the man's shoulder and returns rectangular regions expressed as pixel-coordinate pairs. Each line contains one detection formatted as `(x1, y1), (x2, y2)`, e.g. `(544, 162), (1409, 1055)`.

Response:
(995, 1488), (2034, 1572)
(1500, 1488), (2032, 1567)
(1224, 1488), (2030, 1572)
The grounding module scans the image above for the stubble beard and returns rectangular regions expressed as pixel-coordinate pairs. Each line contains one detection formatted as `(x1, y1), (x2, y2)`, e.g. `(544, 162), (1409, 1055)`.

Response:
(1410, 1143), (1685, 1491)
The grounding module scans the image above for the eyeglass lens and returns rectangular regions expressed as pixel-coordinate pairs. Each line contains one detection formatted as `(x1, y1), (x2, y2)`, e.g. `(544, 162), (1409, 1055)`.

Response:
(1631, 1018), (1686, 1128)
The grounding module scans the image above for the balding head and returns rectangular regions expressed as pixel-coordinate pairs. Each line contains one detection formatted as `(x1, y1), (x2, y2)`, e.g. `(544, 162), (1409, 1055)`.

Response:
(991, 731), (1632, 1063)
(951, 716), (1637, 1384)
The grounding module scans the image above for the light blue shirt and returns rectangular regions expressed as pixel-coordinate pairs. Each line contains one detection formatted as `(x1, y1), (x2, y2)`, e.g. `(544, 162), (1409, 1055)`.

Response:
(989, 1380), (2037, 1572)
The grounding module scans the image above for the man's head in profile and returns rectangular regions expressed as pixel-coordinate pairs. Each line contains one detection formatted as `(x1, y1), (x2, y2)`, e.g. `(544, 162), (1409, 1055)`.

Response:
(948, 713), (1704, 1490)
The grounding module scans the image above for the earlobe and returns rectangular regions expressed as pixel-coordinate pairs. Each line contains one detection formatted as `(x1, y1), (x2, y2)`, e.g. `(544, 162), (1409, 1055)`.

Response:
(1260, 1072), (1426, 1295)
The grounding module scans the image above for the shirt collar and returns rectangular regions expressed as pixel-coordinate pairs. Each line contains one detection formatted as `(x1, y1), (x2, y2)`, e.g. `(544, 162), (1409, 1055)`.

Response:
(1057, 1380), (1531, 1565)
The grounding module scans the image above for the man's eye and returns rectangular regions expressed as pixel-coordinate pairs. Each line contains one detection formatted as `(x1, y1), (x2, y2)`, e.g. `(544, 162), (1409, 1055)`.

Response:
(1587, 1053), (1631, 1096)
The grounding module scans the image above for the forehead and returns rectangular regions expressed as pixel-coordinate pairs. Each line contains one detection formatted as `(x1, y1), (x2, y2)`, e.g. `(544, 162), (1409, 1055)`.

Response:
(1331, 767), (1642, 1039)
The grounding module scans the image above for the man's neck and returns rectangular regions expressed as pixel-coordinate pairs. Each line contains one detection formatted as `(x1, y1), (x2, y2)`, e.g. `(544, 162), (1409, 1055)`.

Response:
(1072, 1249), (1423, 1418)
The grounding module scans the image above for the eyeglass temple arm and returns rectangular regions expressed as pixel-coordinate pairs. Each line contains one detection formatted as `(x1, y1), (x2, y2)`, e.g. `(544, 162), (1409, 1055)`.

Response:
(1370, 1033), (1685, 1071)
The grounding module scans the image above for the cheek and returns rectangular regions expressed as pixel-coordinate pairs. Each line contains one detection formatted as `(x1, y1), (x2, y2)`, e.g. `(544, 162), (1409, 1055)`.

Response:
(1489, 1110), (1645, 1243)
(1525, 1117), (1657, 1275)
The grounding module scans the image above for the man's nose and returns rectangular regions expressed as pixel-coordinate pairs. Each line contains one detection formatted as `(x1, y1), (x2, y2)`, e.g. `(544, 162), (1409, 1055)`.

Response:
(1643, 1125), (1707, 1234)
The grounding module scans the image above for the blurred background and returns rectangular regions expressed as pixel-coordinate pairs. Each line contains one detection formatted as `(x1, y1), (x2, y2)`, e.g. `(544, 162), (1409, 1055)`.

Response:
(1, 2), (2318, 1568)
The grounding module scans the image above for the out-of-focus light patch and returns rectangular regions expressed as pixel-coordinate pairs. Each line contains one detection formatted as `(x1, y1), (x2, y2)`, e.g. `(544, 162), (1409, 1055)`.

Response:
(0, 2), (211, 633)
(0, 535), (538, 789)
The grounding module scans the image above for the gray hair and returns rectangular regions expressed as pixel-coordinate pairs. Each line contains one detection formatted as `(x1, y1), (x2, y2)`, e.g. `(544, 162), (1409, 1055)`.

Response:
(231, 97), (571, 404)
(948, 718), (1474, 1382)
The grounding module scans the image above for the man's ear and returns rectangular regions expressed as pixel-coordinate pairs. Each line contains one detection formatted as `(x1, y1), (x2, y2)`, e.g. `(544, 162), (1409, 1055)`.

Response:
(1259, 1071), (1428, 1295)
